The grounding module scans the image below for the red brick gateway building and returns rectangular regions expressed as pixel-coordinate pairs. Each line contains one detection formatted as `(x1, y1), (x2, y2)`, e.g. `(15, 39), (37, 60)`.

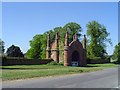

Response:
(46, 32), (87, 67)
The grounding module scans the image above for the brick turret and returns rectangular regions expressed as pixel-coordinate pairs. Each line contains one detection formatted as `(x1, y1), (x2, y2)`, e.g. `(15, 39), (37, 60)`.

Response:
(65, 31), (69, 46)
(73, 35), (75, 41)
(64, 31), (70, 66)
(54, 32), (59, 63)
(74, 33), (78, 41)
(73, 33), (78, 41)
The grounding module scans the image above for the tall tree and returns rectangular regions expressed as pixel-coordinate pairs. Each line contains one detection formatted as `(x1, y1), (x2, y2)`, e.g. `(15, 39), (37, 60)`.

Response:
(6, 45), (24, 57)
(86, 21), (112, 58)
(112, 42), (120, 63)
(0, 39), (5, 55)
(26, 34), (43, 59)
(63, 22), (82, 43)
(26, 22), (82, 59)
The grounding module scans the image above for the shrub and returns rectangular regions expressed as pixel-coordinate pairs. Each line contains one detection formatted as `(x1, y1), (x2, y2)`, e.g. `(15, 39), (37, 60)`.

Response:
(87, 57), (110, 64)
(47, 61), (58, 65)
(87, 57), (101, 62)
(47, 61), (64, 66)
(91, 57), (102, 60)
(57, 62), (64, 66)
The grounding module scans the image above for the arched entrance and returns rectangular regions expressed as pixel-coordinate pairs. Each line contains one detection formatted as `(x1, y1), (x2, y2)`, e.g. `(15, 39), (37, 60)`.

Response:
(72, 51), (79, 66)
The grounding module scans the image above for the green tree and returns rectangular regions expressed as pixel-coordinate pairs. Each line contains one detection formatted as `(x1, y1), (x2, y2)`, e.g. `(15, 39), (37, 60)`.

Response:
(44, 22), (82, 59)
(112, 42), (120, 63)
(26, 22), (82, 59)
(63, 22), (82, 43)
(6, 45), (24, 57)
(26, 34), (43, 59)
(86, 21), (112, 58)
(0, 39), (5, 55)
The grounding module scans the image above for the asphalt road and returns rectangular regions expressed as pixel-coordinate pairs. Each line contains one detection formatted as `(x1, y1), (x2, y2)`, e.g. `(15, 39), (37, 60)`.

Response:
(2, 68), (118, 88)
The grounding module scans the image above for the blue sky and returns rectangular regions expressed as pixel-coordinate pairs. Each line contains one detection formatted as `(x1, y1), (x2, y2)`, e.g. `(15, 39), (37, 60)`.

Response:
(2, 2), (118, 55)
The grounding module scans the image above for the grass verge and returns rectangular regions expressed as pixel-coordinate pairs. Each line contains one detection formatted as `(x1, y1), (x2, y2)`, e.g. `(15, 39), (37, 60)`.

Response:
(1, 63), (118, 81)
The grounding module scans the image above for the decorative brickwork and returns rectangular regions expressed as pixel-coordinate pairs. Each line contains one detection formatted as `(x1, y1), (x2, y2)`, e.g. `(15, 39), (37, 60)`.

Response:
(46, 32), (87, 67)
(64, 32), (70, 66)
(68, 40), (87, 66)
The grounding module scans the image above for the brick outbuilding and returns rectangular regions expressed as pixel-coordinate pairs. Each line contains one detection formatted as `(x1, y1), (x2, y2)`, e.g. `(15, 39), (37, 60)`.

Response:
(46, 32), (87, 67)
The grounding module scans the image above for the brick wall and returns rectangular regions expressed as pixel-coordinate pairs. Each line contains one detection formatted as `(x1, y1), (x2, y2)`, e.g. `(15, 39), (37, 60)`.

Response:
(1, 57), (53, 66)
(87, 58), (110, 64)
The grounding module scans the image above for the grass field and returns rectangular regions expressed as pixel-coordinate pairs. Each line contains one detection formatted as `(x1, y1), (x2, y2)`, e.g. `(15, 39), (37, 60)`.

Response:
(1, 63), (118, 81)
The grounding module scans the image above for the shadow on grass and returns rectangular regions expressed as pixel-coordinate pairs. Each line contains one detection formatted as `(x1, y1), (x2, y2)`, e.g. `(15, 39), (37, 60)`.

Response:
(2, 67), (51, 70)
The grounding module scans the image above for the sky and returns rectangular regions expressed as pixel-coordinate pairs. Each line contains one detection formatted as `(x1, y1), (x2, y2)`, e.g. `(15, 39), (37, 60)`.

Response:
(2, 2), (118, 55)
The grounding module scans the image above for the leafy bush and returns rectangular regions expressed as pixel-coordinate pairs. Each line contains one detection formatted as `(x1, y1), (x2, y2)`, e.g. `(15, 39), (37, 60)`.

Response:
(57, 62), (64, 66)
(87, 57), (110, 64)
(91, 57), (102, 60)
(47, 61), (64, 66)
(87, 57), (102, 62)
(47, 61), (58, 65)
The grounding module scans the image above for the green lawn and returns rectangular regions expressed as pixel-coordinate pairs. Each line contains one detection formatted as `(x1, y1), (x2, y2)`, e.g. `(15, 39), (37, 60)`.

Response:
(1, 63), (118, 81)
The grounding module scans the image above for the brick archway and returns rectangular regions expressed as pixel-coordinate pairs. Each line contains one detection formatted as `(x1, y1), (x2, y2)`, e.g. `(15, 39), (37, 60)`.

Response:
(46, 32), (87, 67)
(72, 51), (79, 61)
(66, 40), (87, 66)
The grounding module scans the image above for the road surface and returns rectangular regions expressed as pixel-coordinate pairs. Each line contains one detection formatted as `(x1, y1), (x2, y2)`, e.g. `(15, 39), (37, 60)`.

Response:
(2, 68), (118, 88)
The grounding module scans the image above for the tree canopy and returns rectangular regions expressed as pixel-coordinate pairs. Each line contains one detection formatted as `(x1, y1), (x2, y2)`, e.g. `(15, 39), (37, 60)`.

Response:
(112, 42), (120, 63)
(63, 22), (82, 43)
(86, 21), (112, 58)
(26, 22), (82, 59)
(26, 34), (45, 59)
(26, 21), (112, 59)
(6, 45), (24, 57)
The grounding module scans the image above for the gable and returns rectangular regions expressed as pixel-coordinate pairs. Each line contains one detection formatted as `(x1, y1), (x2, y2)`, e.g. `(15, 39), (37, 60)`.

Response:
(69, 40), (83, 50)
